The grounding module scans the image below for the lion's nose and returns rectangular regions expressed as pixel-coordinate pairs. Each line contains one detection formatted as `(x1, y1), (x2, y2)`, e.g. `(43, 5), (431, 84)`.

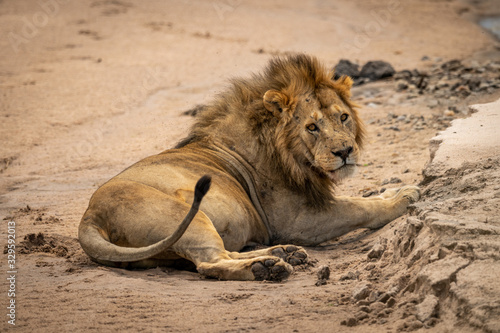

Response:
(332, 146), (353, 162)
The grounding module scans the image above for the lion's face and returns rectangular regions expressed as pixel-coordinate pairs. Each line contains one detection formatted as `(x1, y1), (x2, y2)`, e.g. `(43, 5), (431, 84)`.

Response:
(263, 80), (363, 184)
(295, 88), (360, 182)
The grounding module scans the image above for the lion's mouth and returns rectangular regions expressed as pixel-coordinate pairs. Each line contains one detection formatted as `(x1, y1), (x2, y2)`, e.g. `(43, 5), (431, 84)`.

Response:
(326, 163), (355, 182)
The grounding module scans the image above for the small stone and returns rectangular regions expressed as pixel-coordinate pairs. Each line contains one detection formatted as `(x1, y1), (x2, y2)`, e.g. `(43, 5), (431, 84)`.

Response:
(441, 59), (462, 72)
(341, 317), (358, 327)
(355, 311), (369, 321)
(340, 271), (359, 281)
(359, 306), (371, 313)
(316, 265), (330, 280)
(360, 61), (396, 81)
(381, 177), (402, 186)
(315, 279), (327, 286)
(397, 81), (408, 91)
(377, 293), (390, 303)
(407, 320), (424, 330)
(362, 190), (379, 198)
(369, 301), (386, 314)
(365, 263), (376, 271)
(367, 243), (386, 259)
(352, 284), (371, 301)
(443, 109), (455, 117)
(334, 59), (360, 79)
(387, 297), (397, 308)
(368, 291), (379, 303)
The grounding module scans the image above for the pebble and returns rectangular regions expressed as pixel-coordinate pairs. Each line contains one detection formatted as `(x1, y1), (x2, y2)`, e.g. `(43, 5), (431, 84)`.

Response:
(369, 301), (386, 314)
(333, 59), (360, 79)
(316, 265), (330, 280)
(341, 317), (358, 327)
(381, 177), (402, 185)
(386, 297), (397, 308)
(352, 284), (371, 301)
(339, 271), (360, 281)
(443, 109), (455, 117)
(360, 60), (396, 81)
(367, 243), (386, 259)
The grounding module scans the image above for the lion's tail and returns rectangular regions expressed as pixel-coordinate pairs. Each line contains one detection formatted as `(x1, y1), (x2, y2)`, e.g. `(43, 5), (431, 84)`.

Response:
(78, 175), (212, 264)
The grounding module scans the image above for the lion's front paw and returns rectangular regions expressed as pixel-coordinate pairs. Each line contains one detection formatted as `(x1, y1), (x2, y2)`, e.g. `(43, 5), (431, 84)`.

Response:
(380, 185), (421, 204)
(270, 245), (308, 266)
(395, 185), (421, 204)
(251, 258), (292, 281)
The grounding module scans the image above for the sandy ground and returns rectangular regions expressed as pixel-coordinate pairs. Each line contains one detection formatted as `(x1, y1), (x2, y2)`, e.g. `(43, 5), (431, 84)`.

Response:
(1, 0), (500, 332)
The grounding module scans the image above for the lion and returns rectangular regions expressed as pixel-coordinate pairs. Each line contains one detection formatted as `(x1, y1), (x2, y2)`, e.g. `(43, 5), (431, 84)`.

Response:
(78, 54), (420, 281)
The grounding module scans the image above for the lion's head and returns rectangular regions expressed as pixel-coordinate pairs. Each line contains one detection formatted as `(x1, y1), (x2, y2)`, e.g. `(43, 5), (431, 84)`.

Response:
(262, 75), (364, 184)
(179, 54), (365, 207)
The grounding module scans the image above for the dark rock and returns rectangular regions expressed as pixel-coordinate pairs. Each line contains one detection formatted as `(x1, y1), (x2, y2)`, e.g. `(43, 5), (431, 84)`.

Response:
(340, 271), (360, 280)
(441, 59), (462, 72)
(467, 78), (482, 91)
(316, 265), (330, 280)
(377, 293), (391, 303)
(386, 297), (397, 308)
(367, 243), (385, 259)
(360, 61), (395, 81)
(355, 311), (369, 321)
(359, 306), (371, 313)
(362, 190), (379, 198)
(396, 81), (408, 91)
(381, 177), (402, 185)
(345, 317), (358, 327)
(334, 59), (360, 79)
(369, 301), (386, 314)
(315, 279), (327, 286)
(394, 70), (413, 80)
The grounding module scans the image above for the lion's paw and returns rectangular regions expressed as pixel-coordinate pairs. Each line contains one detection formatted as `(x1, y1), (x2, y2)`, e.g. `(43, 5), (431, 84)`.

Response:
(271, 245), (308, 266)
(395, 185), (421, 204)
(251, 258), (292, 281)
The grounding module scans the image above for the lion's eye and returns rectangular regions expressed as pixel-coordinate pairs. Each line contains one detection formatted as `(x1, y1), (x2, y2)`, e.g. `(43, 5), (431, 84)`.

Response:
(307, 123), (318, 132)
(340, 113), (349, 122)
(305, 98), (311, 103)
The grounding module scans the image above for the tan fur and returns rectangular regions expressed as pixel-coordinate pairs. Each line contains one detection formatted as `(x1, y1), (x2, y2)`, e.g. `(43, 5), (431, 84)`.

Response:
(79, 54), (420, 281)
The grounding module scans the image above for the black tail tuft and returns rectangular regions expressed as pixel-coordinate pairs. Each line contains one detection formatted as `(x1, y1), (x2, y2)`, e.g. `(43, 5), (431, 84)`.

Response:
(194, 175), (212, 199)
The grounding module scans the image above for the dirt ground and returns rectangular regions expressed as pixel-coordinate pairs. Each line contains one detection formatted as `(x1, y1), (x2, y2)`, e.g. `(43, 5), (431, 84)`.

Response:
(1, 0), (500, 332)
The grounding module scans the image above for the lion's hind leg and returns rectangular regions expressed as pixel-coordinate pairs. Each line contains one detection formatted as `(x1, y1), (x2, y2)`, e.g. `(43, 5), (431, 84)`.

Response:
(171, 213), (293, 281)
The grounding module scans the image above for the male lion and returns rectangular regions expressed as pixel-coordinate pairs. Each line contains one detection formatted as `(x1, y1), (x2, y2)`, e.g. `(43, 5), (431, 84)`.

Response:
(79, 54), (420, 281)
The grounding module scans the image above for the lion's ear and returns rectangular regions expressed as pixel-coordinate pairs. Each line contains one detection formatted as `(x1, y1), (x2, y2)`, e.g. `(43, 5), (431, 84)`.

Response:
(334, 75), (353, 99)
(263, 90), (290, 117)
